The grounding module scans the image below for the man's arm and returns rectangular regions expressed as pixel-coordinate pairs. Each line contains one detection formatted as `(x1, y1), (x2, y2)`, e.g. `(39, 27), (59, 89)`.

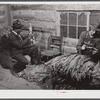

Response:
(76, 31), (86, 54)
(9, 35), (31, 49)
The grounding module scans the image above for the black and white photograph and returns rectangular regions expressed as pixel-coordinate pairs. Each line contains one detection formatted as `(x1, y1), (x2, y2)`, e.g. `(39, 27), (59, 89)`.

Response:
(1, 2), (100, 94)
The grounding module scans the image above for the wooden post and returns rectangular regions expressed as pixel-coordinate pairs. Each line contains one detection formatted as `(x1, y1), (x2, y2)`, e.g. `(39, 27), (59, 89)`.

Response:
(5, 4), (12, 27)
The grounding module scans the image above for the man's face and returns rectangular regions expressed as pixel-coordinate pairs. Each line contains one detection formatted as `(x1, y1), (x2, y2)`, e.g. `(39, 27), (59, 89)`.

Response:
(15, 29), (22, 34)
(89, 30), (95, 37)
(20, 30), (29, 38)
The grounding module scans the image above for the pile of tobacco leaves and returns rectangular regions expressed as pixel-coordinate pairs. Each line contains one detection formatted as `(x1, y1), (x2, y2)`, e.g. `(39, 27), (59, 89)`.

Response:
(19, 54), (100, 90)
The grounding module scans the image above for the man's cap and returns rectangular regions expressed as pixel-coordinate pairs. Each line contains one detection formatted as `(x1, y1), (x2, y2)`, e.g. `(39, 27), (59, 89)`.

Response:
(12, 20), (23, 30)
(95, 23), (100, 32)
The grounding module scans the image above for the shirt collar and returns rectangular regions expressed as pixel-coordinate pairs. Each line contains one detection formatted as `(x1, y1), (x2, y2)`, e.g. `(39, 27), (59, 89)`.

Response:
(12, 30), (18, 35)
(12, 30), (23, 41)
(87, 31), (93, 38)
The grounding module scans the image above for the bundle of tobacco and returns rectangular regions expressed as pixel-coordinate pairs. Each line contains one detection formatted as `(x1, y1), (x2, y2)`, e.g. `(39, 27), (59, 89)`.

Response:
(45, 54), (100, 89)
(19, 54), (100, 89)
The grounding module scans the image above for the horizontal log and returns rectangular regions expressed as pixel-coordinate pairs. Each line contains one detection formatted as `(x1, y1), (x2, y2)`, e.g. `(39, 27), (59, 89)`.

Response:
(13, 10), (55, 22)
(11, 5), (55, 10)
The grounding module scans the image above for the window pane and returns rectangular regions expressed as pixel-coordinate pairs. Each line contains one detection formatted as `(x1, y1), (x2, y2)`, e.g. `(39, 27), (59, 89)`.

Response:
(69, 13), (77, 25)
(78, 13), (87, 26)
(78, 27), (86, 38)
(69, 26), (76, 38)
(60, 13), (67, 25)
(60, 25), (67, 37)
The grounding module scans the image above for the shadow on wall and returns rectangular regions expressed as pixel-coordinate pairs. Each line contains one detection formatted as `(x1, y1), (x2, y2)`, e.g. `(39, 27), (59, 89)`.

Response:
(35, 31), (51, 51)
(20, 29), (51, 52)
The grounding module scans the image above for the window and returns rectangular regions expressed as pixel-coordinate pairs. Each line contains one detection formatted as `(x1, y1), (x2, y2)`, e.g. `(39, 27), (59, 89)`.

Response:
(58, 11), (90, 38)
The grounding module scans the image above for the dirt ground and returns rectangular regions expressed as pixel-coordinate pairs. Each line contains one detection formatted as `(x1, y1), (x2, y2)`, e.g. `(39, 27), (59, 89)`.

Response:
(0, 65), (42, 89)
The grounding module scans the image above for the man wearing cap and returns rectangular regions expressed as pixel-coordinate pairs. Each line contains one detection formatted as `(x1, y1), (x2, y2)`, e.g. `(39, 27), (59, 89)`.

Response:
(77, 27), (95, 55)
(77, 24), (100, 61)
(8, 20), (40, 73)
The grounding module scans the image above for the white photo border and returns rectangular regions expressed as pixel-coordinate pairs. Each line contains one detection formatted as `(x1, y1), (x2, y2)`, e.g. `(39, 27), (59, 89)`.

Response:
(0, 1), (100, 99)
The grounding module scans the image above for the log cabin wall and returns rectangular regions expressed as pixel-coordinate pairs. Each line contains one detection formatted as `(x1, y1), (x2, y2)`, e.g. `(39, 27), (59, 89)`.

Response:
(3, 4), (100, 53)
(0, 5), (12, 39)
(11, 5), (57, 51)
(0, 5), (6, 29)
(0, 4), (11, 29)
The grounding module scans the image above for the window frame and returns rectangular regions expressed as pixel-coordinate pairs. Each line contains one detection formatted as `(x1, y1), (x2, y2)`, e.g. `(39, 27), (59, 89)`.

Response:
(56, 11), (90, 39)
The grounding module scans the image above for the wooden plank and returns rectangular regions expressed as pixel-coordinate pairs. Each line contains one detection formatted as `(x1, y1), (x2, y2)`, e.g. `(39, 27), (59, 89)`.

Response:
(5, 5), (12, 27)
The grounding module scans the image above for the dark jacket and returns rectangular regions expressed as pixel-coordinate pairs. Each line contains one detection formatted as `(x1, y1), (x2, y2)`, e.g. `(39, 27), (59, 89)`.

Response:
(8, 30), (30, 56)
(76, 31), (96, 55)
(0, 35), (11, 55)
(77, 31), (100, 61)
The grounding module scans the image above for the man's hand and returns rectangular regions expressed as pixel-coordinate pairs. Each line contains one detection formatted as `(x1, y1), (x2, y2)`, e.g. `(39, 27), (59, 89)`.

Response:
(81, 44), (86, 50)
(29, 34), (34, 37)
(27, 34), (34, 40)
(27, 35), (32, 40)
(92, 49), (98, 55)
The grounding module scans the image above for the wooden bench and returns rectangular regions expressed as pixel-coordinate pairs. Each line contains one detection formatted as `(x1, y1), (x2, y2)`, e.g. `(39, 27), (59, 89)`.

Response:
(41, 36), (62, 62)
